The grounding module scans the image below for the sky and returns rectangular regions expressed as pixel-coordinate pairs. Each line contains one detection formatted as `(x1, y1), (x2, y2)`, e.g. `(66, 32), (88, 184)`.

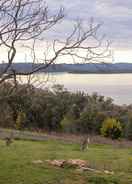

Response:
(1, 0), (132, 64)
(44, 0), (132, 63)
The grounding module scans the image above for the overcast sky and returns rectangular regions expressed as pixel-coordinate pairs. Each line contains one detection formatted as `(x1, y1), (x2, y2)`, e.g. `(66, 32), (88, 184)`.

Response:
(45, 0), (132, 63)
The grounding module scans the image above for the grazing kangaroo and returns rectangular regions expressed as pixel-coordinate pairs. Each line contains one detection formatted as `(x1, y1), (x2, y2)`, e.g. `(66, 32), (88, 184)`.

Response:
(81, 136), (90, 151)
(5, 132), (14, 146)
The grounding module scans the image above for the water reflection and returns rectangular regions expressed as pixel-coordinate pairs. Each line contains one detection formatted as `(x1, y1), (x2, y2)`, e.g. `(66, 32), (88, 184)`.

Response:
(19, 73), (132, 105)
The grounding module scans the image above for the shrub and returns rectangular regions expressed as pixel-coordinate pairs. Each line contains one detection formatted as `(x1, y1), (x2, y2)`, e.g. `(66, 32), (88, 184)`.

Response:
(15, 111), (26, 130)
(60, 116), (77, 133)
(100, 118), (122, 139)
(77, 111), (94, 133)
(125, 116), (132, 140)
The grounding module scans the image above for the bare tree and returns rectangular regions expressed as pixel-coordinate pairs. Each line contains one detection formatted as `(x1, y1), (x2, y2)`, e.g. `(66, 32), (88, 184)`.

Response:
(0, 0), (110, 87)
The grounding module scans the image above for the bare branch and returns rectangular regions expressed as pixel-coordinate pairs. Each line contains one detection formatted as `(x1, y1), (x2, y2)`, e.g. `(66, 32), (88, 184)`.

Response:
(0, 0), (111, 87)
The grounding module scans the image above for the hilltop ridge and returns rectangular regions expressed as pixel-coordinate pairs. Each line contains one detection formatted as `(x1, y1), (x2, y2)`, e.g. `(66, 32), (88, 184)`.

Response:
(1, 63), (132, 73)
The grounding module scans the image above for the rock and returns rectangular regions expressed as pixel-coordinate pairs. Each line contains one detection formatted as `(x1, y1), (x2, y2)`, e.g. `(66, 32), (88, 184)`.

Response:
(46, 159), (88, 168)
(67, 159), (88, 168)
(45, 159), (114, 175)
(104, 170), (114, 175)
(81, 167), (96, 172)
(46, 160), (65, 167)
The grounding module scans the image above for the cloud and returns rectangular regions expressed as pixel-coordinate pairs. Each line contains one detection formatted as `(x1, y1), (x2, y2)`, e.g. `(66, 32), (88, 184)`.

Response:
(44, 0), (132, 49)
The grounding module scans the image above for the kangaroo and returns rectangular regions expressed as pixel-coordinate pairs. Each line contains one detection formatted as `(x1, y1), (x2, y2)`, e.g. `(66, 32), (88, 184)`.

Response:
(81, 136), (90, 151)
(5, 132), (14, 146)
(5, 137), (12, 146)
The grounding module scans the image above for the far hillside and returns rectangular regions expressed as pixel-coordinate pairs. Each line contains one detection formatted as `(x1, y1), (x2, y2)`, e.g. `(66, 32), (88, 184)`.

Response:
(1, 63), (132, 73)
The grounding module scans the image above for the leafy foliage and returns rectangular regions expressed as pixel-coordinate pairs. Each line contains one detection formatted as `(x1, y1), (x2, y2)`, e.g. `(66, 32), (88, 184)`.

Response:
(15, 111), (26, 130)
(0, 83), (131, 139)
(125, 114), (132, 140)
(101, 118), (122, 139)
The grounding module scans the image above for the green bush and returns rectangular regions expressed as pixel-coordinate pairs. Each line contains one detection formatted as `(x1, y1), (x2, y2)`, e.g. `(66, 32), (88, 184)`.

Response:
(15, 111), (26, 130)
(100, 118), (122, 139)
(60, 116), (77, 133)
(77, 111), (94, 133)
(125, 116), (132, 140)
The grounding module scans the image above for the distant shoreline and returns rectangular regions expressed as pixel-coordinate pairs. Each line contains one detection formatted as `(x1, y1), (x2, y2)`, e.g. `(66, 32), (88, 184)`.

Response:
(36, 71), (132, 74)
(2, 63), (132, 74)
(67, 71), (132, 74)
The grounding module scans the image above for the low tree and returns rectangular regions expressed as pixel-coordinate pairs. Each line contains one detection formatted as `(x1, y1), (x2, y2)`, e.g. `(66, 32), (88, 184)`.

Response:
(100, 118), (122, 139)
(77, 111), (95, 134)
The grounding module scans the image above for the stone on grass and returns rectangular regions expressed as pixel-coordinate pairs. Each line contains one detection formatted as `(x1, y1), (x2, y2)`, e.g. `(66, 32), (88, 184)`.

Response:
(46, 159), (88, 168)
(46, 160), (65, 167)
(45, 159), (114, 175)
(104, 170), (114, 175)
(66, 159), (88, 168)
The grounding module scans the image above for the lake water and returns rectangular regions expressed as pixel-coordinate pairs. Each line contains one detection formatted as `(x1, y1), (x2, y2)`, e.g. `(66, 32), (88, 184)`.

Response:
(23, 73), (132, 105)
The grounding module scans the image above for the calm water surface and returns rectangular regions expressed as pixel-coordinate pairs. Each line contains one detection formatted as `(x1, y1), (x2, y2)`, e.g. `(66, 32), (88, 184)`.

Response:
(23, 73), (132, 105)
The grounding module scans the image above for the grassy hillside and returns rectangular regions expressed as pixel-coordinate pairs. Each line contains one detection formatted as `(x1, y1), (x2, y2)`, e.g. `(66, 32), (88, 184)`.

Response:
(0, 139), (132, 184)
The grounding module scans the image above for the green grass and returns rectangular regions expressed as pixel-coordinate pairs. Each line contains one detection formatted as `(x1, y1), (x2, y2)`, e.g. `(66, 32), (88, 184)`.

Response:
(0, 139), (132, 184)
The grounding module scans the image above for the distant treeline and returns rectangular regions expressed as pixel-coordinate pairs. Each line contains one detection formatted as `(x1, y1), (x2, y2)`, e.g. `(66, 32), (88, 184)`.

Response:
(1, 83), (132, 140)
(1, 63), (132, 73)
